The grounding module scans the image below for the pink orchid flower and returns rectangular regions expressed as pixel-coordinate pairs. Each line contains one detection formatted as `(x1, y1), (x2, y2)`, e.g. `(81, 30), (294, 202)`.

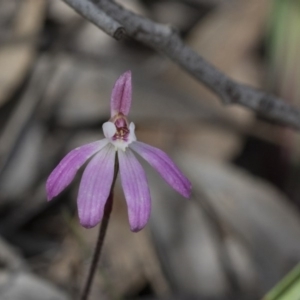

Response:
(46, 71), (191, 232)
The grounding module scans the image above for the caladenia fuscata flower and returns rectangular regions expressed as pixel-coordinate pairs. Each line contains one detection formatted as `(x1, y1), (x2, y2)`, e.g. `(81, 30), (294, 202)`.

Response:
(46, 71), (192, 232)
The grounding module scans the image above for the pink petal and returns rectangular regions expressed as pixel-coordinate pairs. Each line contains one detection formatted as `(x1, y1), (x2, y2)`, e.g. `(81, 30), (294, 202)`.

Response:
(46, 140), (108, 200)
(111, 70), (132, 117)
(130, 142), (192, 198)
(78, 144), (116, 228)
(118, 149), (151, 232)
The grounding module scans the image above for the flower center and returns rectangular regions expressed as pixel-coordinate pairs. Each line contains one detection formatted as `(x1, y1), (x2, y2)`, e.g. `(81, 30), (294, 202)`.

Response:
(102, 114), (137, 151)
(112, 114), (130, 142)
(113, 126), (130, 141)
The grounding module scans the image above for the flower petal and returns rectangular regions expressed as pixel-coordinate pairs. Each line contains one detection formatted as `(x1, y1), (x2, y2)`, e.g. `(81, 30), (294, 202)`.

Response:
(46, 140), (108, 200)
(118, 149), (151, 232)
(103, 121), (116, 139)
(128, 122), (137, 142)
(130, 141), (192, 198)
(78, 144), (116, 228)
(111, 70), (132, 117)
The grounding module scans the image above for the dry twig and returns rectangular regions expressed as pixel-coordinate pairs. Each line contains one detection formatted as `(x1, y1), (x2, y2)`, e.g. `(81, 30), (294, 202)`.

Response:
(62, 0), (300, 130)
(62, 0), (125, 40)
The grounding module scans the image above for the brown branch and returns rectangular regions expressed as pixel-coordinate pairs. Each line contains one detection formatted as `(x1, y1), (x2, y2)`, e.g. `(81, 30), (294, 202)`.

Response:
(65, 0), (300, 130)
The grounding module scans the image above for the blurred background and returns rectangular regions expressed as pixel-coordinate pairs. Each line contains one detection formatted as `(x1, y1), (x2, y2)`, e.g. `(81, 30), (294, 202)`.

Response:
(0, 0), (300, 299)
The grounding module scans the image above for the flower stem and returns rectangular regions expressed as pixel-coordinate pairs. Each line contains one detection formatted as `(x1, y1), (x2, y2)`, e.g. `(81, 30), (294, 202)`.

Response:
(80, 156), (119, 300)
